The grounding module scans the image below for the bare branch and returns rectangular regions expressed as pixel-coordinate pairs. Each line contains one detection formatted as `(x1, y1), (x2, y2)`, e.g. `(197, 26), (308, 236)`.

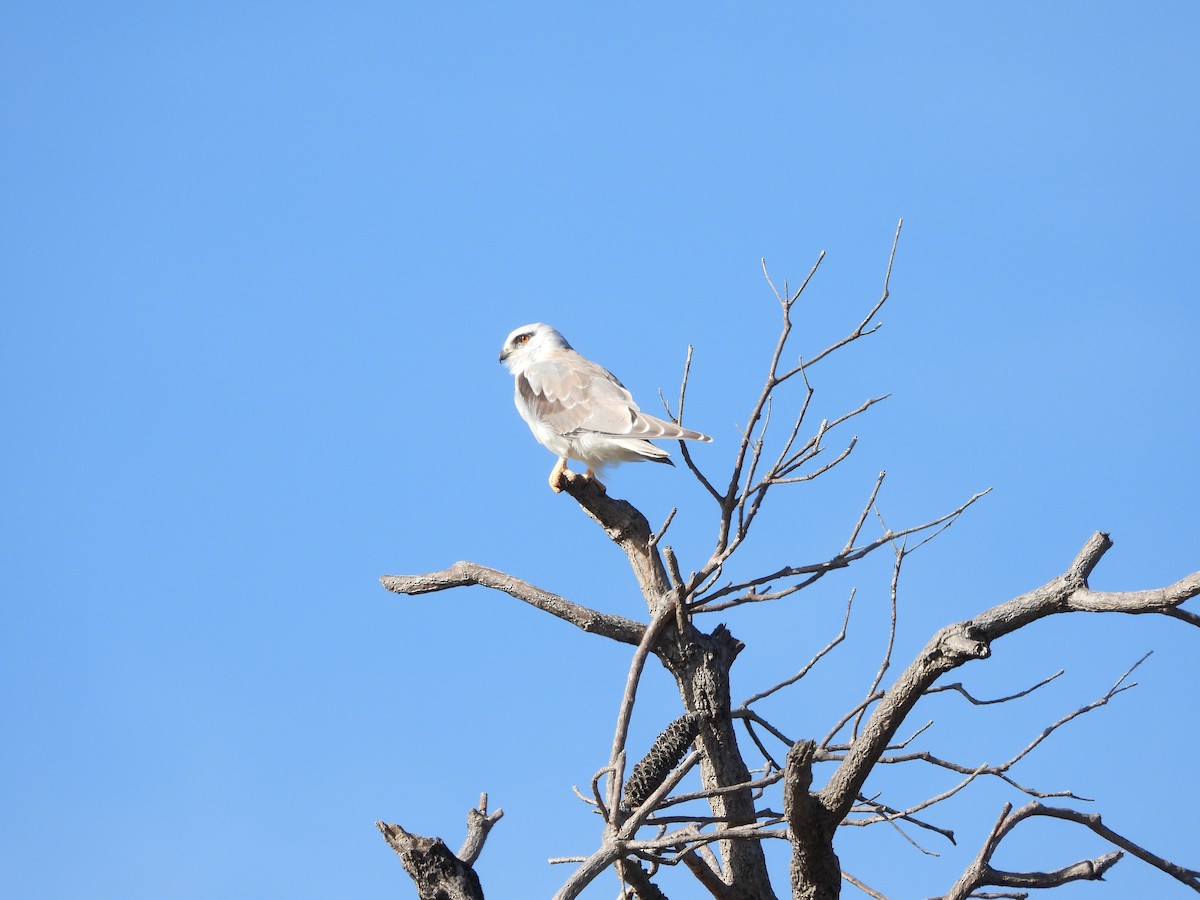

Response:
(738, 587), (856, 709)
(616, 858), (670, 900)
(739, 395), (888, 543)
(672, 343), (722, 502)
(1165, 606), (1200, 627)
(854, 537), (904, 739)
(552, 842), (624, 900)
(845, 763), (987, 837)
(571, 782), (599, 809)
(943, 801), (1200, 899)
(607, 606), (678, 815)
(736, 712), (787, 771)
(590, 765), (613, 823)
(705, 251), (827, 570)
(971, 536), (1200, 638)
(767, 434), (859, 485)
(1026, 805), (1200, 890)
(756, 367), (815, 494)
(842, 869), (890, 899)
(649, 508), (678, 551)
(695, 489), (990, 612)
(731, 395), (771, 494)
(381, 562), (646, 645)
(458, 794), (503, 866)
(663, 545), (685, 591)
(820, 691), (884, 751)
(991, 653), (1147, 771)
(843, 471), (886, 555)
(383, 229), (1199, 900)
(683, 849), (738, 900)
(778, 218), (903, 379)
(627, 820), (790, 854)
(887, 719), (934, 750)
(926, 670), (1065, 705)
(655, 769), (787, 812)
(844, 796), (957, 846)
(818, 532), (1200, 823)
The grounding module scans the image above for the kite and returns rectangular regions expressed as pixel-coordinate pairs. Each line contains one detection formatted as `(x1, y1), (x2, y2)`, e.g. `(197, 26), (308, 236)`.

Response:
(499, 323), (711, 491)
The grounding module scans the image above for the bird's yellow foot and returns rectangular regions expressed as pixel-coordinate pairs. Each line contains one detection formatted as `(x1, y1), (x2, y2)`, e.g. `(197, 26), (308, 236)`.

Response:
(582, 468), (607, 493)
(549, 457), (569, 493)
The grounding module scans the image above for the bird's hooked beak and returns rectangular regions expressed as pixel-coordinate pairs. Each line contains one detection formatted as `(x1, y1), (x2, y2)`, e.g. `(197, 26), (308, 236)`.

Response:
(498, 348), (509, 363)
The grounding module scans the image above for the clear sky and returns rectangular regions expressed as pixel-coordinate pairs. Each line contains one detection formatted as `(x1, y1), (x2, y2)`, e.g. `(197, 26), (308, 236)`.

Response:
(2, 3), (1198, 898)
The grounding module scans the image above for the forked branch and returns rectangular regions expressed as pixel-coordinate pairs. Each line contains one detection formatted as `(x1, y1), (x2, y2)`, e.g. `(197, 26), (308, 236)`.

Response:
(376, 795), (502, 900)
(818, 532), (1200, 824)
(943, 801), (1200, 899)
(697, 221), (903, 588)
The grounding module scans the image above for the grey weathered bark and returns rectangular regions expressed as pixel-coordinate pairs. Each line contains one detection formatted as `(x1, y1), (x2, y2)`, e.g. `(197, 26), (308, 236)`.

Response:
(616, 858), (671, 900)
(784, 741), (840, 900)
(558, 471), (779, 900)
(817, 532), (1200, 824)
(376, 823), (485, 900)
(376, 795), (502, 900)
(942, 801), (1200, 898)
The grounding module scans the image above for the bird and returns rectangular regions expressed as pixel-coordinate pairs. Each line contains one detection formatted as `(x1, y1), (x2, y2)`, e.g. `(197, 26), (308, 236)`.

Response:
(499, 323), (712, 492)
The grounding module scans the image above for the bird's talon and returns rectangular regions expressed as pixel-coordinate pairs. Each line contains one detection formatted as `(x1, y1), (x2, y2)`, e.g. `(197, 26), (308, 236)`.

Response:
(549, 457), (569, 492)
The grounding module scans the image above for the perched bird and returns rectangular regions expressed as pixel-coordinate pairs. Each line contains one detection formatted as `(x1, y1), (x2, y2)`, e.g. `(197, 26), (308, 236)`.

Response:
(499, 323), (712, 491)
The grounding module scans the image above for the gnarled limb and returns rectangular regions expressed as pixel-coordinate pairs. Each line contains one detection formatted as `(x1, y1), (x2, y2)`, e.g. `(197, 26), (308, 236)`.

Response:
(376, 796), (501, 900)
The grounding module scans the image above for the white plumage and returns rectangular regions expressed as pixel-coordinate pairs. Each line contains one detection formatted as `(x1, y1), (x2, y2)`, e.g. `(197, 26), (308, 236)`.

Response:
(499, 323), (711, 491)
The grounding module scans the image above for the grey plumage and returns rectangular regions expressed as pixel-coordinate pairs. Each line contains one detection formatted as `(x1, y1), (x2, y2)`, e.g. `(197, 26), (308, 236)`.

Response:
(499, 323), (711, 488)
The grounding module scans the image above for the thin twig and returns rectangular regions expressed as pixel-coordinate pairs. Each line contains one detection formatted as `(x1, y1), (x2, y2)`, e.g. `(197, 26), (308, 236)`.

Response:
(738, 588), (856, 708)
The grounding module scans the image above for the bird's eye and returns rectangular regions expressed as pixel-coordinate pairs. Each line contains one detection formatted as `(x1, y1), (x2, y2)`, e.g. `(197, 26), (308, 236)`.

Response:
(517, 333), (531, 344)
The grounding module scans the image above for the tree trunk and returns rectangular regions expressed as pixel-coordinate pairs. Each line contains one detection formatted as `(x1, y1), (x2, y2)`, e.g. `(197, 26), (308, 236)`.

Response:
(661, 623), (779, 900)
(785, 741), (841, 900)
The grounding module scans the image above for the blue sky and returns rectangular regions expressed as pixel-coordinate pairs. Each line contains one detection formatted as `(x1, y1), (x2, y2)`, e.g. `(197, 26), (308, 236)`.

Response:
(2, 3), (1198, 898)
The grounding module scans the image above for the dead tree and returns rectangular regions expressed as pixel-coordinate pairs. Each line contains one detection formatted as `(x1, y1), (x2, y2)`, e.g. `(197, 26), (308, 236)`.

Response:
(377, 221), (1200, 899)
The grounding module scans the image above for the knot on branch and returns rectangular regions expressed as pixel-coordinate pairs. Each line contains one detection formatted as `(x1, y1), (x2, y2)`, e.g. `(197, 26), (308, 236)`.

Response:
(622, 712), (703, 810)
(657, 622), (745, 692)
(710, 623), (746, 661)
(938, 623), (990, 662)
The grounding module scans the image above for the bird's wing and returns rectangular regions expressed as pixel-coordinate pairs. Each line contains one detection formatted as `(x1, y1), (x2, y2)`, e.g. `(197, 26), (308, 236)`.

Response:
(518, 348), (711, 441)
(518, 349), (640, 436)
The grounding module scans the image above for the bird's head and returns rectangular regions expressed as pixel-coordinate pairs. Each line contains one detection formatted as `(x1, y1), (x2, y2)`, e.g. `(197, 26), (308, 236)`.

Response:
(499, 323), (572, 373)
